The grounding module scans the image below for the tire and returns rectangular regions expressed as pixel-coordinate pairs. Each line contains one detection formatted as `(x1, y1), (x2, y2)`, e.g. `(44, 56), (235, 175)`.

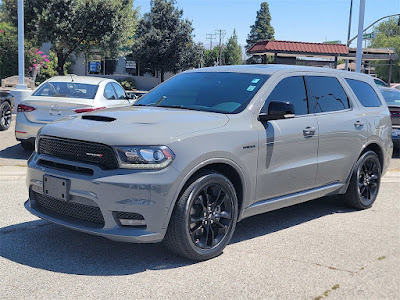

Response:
(0, 101), (12, 131)
(20, 140), (34, 151)
(342, 151), (381, 209)
(164, 171), (238, 260)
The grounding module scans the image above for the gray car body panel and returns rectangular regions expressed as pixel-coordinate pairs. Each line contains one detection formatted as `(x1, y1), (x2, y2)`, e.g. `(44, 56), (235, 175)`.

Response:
(25, 65), (393, 243)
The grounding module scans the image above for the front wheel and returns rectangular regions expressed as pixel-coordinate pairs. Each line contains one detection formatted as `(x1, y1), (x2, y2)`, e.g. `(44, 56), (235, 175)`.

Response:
(0, 101), (12, 131)
(164, 171), (238, 260)
(342, 151), (381, 209)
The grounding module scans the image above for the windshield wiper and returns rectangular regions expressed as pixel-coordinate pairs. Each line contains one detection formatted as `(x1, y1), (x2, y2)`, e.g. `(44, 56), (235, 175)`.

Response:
(156, 105), (202, 112)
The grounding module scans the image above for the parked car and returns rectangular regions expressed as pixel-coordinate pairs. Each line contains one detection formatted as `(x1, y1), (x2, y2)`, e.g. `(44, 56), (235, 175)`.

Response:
(390, 83), (400, 90)
(25, 66), (393, 260)
(126, 90), (148, 101)
(15, 75), (132, 150)
(373, 77), (388, 87)
(0, 90), (14, 131)
(379, 87), (400, 147)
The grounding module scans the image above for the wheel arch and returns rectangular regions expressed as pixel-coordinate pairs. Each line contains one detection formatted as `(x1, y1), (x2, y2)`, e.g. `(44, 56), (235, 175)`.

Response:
(163, 158), (248, 229)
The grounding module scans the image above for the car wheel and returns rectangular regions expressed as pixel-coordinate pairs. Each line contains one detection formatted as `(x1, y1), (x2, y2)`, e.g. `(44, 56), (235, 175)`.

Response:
(343, 151), (381, 209)
(164, 171), (238, 260)
(0, 101), (12, 131)
(20, 140), (34, 151)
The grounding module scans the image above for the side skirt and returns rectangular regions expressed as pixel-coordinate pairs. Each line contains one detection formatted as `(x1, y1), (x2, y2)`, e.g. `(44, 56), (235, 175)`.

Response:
(240, 183), (344, 220)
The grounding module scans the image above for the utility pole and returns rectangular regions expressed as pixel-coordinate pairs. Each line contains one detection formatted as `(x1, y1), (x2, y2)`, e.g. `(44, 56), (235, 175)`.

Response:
(17, 0), (26, 89)
(215, 29), (226, 66)
(206, 33), (216, 50)
(355, 0), (365, 73)
(345, 0), (353, 71)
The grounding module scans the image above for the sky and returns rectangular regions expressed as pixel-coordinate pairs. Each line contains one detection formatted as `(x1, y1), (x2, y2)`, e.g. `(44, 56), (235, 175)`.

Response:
(135, 0), (400, 48)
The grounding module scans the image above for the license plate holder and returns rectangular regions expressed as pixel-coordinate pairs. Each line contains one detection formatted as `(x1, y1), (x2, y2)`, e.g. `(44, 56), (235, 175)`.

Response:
(43, 175), (70, 201)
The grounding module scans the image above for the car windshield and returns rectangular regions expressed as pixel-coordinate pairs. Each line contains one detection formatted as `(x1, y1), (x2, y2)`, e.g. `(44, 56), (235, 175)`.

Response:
(135, 72), (270, 113)
(381, 89), (400, 106)
(32, 82), (98, 99)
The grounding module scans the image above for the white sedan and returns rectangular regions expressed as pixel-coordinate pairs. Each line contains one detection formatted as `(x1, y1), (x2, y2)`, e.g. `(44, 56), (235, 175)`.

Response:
(15, 75), (133, 150)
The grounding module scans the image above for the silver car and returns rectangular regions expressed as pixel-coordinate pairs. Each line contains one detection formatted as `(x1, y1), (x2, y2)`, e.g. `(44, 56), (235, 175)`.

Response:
(25, 66), (393, 260)
(15, 75), (132, 150)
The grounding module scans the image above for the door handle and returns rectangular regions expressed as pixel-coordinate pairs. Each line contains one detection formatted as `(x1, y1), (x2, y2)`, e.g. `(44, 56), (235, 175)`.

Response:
(303, 126), (316, 137)
(354, 120), (365, 128)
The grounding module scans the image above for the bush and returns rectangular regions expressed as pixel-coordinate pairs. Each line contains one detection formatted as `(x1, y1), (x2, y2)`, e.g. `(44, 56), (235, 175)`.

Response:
(117, 77), (136, 90)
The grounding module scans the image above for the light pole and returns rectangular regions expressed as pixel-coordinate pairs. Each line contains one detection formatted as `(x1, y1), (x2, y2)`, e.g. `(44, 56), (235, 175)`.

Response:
(16, 0), (26, 89)
(355, 0), (366, 73)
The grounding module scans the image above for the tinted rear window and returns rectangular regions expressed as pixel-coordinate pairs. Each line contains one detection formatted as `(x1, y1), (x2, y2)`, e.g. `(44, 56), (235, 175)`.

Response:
(307, 76), (350, 113)
(33, 82), (98, 99)
(380, 89), (400, 106)
(136, 72), (269, 114)
(345, 79), (381, 107)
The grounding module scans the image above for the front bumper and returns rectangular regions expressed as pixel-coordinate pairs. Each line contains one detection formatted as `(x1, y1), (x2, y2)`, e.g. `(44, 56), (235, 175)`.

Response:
(26, 152), (182, 243)
(15, 112), (46, 141)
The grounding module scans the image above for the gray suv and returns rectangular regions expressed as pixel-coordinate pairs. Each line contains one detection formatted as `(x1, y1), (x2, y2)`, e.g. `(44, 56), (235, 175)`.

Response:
(25, 66), (393, 260)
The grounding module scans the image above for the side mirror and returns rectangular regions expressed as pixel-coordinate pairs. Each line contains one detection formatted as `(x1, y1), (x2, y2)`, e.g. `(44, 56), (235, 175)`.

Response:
(259, 101), (295, 122)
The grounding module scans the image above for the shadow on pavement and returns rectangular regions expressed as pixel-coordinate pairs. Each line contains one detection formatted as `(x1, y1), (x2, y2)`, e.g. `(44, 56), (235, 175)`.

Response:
(0, 143), (32, 161)
(0, 196), (354, 276)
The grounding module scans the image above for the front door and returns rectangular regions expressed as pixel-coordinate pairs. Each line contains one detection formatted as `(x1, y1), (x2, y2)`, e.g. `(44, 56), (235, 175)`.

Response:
(255, 75), (319, 202)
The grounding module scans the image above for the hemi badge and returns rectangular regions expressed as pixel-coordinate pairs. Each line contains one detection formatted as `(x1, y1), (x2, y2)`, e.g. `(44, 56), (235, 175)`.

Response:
(86, 153), (103, 158)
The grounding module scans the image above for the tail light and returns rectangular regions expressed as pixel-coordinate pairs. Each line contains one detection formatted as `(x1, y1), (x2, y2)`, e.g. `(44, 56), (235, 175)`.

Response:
(17, 104), (35, 112)
(74, 106), (106, 114)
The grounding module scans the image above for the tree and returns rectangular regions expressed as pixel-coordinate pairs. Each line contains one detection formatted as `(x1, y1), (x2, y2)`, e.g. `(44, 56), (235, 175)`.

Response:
(245, 2), (275, 52)
(370, 17), (400, 83)
(0, 22), (18, 80)
(132, 0), (198, 82)
(204, 47), (220, 67)
(224, 30), (242, 65)
(36, 0), (137, 75)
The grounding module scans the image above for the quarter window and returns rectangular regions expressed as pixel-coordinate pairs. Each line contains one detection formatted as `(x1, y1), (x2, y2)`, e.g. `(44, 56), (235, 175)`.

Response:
(262, 76), (308, 115)
(345, 78), (381, 107)
(112, 83), (127, 100)
(306, 76), (350, 113)
(104, 83), (116, 100)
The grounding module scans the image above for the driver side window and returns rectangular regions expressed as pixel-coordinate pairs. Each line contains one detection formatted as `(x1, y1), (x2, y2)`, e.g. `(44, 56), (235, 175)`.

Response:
(262, 76), (309, 115)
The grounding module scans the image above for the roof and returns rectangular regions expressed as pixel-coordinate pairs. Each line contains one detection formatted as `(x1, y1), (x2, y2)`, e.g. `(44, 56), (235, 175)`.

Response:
(46, 75), (110, 84)
(248, 40), (348, 55)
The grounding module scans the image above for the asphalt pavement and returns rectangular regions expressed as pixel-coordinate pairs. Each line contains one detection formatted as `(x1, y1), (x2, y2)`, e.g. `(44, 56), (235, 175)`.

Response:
(0, 118), (399, 299)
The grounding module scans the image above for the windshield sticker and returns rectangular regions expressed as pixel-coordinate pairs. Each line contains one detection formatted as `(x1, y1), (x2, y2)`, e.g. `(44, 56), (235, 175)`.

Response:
(251, 78), (260, 84)
(247, 85), (256, 92)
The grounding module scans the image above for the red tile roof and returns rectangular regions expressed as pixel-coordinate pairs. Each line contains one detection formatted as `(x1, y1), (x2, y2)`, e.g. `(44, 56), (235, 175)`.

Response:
(248, 40), (348, 55)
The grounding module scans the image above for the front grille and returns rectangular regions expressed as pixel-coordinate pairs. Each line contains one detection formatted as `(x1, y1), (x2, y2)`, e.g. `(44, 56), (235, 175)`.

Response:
(39, 136), (119, 170)
(33, 191), (105, 225)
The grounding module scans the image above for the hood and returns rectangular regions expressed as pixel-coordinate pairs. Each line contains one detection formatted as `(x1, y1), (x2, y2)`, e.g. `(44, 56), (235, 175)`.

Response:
(40, 106), (230, 145)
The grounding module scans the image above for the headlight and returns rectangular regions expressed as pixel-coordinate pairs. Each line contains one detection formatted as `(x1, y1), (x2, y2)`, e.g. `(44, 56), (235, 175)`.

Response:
(114, 146), (175, 169)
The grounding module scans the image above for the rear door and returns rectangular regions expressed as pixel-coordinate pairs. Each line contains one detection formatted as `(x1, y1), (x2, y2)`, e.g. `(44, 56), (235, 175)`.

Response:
(306, 75), (369, 186)
(256, 75), (319, 201)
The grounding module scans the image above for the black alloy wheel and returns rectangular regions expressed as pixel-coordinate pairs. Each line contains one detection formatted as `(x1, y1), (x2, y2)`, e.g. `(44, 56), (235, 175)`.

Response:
(0, 101), (11, 131)
(342, 150), (381, 209)
(357, 156), (379, 207)
(165, 171), (238, 260)
(188, 183), (233, 249)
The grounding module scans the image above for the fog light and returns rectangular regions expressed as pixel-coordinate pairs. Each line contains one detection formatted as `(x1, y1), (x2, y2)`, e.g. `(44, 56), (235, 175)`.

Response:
(119, 219), (146, 226)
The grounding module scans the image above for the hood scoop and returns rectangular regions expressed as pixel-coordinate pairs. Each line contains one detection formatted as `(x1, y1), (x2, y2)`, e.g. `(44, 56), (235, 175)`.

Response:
(81, 115), (116, 122)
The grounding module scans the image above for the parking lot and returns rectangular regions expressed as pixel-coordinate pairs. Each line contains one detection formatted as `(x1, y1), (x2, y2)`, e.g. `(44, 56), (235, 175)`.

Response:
(1, 119), (399, 299)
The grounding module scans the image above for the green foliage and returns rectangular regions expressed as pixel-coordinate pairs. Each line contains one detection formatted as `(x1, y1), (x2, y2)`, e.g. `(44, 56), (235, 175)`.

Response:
(36, 51), (69, 85)
(0, 22), (18, 80)
(2, 0), (138, 75)
(245, 2), (275, 52)
(224, 30), (242, 65)
(370, 17), (400, 83)
(204, 47), (219, 67)
(132, 0), (200, 81)
(117, 77), (136, 90)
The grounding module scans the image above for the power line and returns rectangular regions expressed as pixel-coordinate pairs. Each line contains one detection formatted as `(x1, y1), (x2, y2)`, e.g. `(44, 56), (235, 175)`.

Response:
(206, 33), (217, 50)
(215, 29), (226, 66)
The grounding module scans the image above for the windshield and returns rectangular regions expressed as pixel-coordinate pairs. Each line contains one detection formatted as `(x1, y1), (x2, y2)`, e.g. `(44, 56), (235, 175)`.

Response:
(32, 82), (98, 99)
(135, 72), (269, 113)
(381, 89), (400, 106)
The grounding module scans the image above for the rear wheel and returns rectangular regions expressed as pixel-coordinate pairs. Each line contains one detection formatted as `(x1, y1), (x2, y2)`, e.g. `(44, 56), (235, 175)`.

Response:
(20, 140), (34, 151)
(164, 171), (238, 260)
(343, 151), (381, 209)
(0, 101), (11, 131)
